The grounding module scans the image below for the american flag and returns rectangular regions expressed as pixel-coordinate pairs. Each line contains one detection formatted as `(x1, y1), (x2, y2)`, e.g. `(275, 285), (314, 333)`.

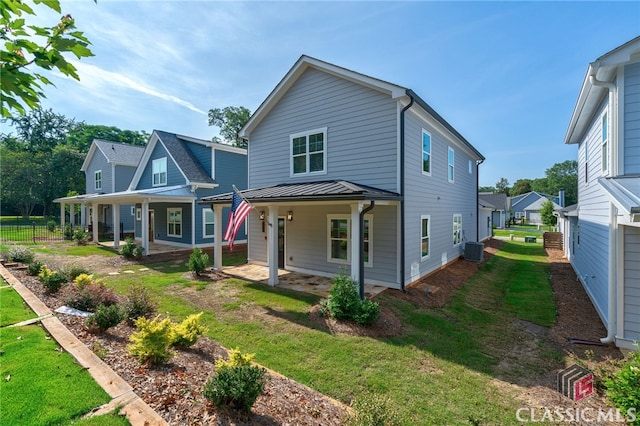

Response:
(224, 190), (252, 251)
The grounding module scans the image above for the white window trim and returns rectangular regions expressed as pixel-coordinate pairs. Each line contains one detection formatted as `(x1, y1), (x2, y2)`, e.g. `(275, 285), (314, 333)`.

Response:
(94, 170), (102, 191)
(468, 160), (473, 174)
(601, 112), (609, 174)
(167, 207), (182, 237)
(448, 147), (455, 183)
(290, 127), (328, 177)
(326, 214), (372, 267)
(421, 214), (430, 260)
(152, 157), (167, 187)
(421, 129), (432, 176)
(136, 208), (142, 221)
(453, 213), (462, 246)
(202, 208), (215, 239)
(131, 206), (135, 216)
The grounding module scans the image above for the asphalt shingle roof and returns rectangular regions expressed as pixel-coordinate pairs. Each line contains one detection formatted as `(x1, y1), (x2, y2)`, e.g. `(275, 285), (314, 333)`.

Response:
(155, 131), (215, 185)
(94, 140), (144, 166)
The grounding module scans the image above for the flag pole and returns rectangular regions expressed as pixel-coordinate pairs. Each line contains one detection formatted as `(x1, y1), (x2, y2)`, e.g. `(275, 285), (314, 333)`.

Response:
(232, 185), (252, 206)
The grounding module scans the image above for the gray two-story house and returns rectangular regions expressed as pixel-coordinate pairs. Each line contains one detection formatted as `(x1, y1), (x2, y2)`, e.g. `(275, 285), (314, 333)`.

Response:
(562, 36), (640, 350)
(203, 56), (484, 291)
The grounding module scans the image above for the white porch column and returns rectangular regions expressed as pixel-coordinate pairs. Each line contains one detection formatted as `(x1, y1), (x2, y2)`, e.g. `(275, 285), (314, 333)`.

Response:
(60, 203), (65, 230)
(350, 202), (362, 283)
(113, 203), (120, 249)
(267, 206), (279, 286)
(213, 205), (223, 270)
(81, 203), (86, 228)
(191, 200), (196, 247)
(142, 201), (149, 256)
(92, 202), (99, 242)
(70, 203), (76, 226)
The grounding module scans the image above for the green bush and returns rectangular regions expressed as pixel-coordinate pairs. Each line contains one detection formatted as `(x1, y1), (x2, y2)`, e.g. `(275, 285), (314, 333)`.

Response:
(7, 245), (34, 263)
(63, 223), (74, 240)
(172, 312), (208, 347)
(38, 266), (68, 293)
(605, 344), (640, 425)
(321, 273), (380, 326)
(26, 261), (44, 276)
(47, 220), (56, 233)
(188, 248), (209, 276)
(120, 237), (142, 259)
(73, 227), (89, 245)
(86, 304), (124, 332)
(61, 263), (91, 281)
(127, 315), (175, 365)
(62, 281), (121, 312)
(122, 284), (158, 325)
(345, 392), (404, 426)
(203, 363), (266, 412)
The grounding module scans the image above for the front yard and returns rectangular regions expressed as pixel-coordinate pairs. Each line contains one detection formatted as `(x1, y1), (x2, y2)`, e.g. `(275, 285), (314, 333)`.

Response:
(1, 240), (627, 424)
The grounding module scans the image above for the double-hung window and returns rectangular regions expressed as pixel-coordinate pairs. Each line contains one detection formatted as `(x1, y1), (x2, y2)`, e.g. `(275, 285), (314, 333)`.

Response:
(94, 170), (102, 191)
(291, 128), (327, 176)
(601, 112), (609, 174)
(422, 129), (431, 175)
(453, 214), (462, 246)
(203, 208), (215, 238)
(167, 208), (182, 237)
(327, 215), (372, 266)
(152, 158), (167, 186)
(448, 147), (455, 183)
(421, 215), (430, 259)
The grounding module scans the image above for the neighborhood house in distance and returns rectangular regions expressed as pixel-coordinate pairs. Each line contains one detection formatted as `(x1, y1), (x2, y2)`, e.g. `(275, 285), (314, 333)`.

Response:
(55, 131), (248, 255)
(558, 36), (640, 350)
(202, 55), (485, 291)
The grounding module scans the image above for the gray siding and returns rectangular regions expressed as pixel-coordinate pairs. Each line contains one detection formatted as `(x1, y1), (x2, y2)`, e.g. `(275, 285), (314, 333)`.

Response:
(624, 62), (640, 174)
(623, 226), (640, 342)
(85, 152), (110, 194)
(248, 68), (398, 192)
(135, 142), (185, 190)
(215, 150), (247, 194)
(403, 111), (478, 285)
(115, 165), (136, 192)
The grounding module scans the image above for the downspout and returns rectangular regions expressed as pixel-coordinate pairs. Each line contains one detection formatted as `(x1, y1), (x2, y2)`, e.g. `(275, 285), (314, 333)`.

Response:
(359, 201), (375, 300)
(400, 93), (415, 293)
(589, 63), (617, 344)
(476, 159), (485, 241)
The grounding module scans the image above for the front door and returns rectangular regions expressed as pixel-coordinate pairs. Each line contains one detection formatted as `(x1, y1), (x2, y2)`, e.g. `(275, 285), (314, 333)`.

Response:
(149, 210), (155, 242)
(278, 218), (285, 269)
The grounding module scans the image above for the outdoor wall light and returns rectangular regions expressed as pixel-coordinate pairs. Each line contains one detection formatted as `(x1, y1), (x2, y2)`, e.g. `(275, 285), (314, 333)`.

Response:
(287, 211), (293, 221)
(259, 210), (265, 221)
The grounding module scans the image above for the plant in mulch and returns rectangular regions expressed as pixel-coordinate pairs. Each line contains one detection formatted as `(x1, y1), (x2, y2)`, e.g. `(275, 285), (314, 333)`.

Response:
(26, 261), (44, 276)
(7, 245), (35, 264)
(202, 348), (267, 413)
(62, 274), (120, 312)
(320, 273), (380, 326)
(61, 264), (91, 281)
(120, 237), (142, 259)
(72, 228), (89, 245)
(604, 343), (640, 425)
(188, 248), (209, 276)
(172, 312), (208, 347)
(127, 315), (175, 365)
(38, 266), (68, 293)
(122, 284), (159, 325)
(86, 304), (124, 332)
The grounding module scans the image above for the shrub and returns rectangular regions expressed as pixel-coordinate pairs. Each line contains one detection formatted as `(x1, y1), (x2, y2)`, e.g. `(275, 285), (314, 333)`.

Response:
(73, 228), (89, 245)
(605, 344), (640, 424)
(86, 304), (124, 332)
(26, 261), (44, 276)
(73, 273), (95, 289)
(7, 245), (34, 264)
(122, 284), (158, 325)
(127, 316), (175, 365)
(321, 273), (380, 326)
(62, 281), (120, 312)
(203, 348), (266, 412)
(344, 392), (404, 426)
(38, 266), (67, 293)
(120, 237), (142, 259)
(172, 312), (208, 347)
(61, 264), (91, 281)
(188, 248), (209, 276)
(47, 220), (56, 233)
(63, 223), (74, 240)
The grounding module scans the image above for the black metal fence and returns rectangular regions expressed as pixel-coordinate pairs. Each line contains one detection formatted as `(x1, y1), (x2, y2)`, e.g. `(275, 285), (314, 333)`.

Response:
(0, 221), (65, 243)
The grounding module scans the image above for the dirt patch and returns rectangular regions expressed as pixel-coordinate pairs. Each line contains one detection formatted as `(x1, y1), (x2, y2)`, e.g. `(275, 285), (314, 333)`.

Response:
(308, 305), (403, 338)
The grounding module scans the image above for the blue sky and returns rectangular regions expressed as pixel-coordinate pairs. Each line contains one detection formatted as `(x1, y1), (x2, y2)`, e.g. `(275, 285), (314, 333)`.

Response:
(4, 1), (640, 187)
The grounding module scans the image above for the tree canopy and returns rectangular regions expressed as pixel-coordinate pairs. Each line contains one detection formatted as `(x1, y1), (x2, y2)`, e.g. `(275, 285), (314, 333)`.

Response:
(208, 106), (251, 148)
(540, 199), (557, 227)
(511, 179), (532, 197)
(495, 177), (510, 194)
(1, 0), (94, 119)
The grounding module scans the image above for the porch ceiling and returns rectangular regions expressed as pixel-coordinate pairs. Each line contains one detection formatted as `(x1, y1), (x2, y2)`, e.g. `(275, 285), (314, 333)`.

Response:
(55, 185), (196, 204)
(201, 180), (402, 205)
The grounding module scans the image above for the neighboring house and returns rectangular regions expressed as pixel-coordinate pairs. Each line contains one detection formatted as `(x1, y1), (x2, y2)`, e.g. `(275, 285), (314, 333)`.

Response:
(478, 198), (494, 242)
(510, 191), (561, 224)
(56, 130), (247, 254)
(478, 192), (509, 229)
(562, 36), (640, 350)
(203, 55), (485, 291)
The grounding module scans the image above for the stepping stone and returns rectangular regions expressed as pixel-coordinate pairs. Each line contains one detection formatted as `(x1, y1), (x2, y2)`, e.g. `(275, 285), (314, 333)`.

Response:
(108, 272), (120, 276)
(123, 270), (135, 274)
(138, 268), (149, 272)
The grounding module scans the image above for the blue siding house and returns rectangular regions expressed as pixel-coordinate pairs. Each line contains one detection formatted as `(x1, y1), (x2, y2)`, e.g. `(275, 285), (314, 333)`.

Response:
(203, 56), (484, 291)
(510, 191), (561, 224)
(561, 36), (640, 350)
(57, 131), (247, 255)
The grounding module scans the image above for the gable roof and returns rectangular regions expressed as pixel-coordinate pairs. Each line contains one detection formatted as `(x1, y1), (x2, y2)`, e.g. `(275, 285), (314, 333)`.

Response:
(522, 197), (561, 212)
(239, 55), (484, 161)
(80, 140), (145, 171)
(599, 176), (640, 222)
(129, 130), (217, 190)
(565, 36), (640, 145)
(478, 193), (508, 211)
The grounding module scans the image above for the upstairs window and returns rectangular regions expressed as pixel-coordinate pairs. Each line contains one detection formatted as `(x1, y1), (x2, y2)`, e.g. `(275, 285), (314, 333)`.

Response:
(291, 128), (327, 176)
(152, 157), (167, 186)
(422, 129), (431, 175)
(94, 170), (102, 191)
(421, 215), (430, 259)
(601, 112), (609, 174)
(453, 213), (462, 246)
(448, 147), (455, 183)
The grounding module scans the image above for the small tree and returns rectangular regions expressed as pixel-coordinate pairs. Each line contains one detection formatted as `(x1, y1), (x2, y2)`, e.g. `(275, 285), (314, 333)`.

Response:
(540, 199), (557, 227)
(207, 106), (251, 148)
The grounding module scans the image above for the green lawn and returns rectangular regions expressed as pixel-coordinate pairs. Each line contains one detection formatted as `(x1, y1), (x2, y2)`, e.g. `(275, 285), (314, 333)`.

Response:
(0, 286), (37, 326)
(98, 240), (559, 424)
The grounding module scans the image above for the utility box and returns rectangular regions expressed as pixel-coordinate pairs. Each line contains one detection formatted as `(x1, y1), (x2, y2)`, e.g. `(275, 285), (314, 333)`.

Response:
(464, 241), (484, 262)
(525, 236), (537, 243)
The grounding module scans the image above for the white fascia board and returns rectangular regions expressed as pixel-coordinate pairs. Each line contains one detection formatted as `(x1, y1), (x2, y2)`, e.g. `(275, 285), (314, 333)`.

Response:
(128, 131), (160, 190)
(80, 141), (99, 172)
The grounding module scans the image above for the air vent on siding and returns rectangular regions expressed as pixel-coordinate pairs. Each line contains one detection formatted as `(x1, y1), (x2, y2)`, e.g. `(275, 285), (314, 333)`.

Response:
(464, 242), (484, 263)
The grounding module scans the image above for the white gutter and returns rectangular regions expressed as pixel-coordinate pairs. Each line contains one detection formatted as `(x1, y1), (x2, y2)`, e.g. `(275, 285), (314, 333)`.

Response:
(590, 63), (617, 344)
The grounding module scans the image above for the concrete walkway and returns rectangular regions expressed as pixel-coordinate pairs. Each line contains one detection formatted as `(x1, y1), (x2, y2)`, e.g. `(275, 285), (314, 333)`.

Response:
(0, 264), (167, 426)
